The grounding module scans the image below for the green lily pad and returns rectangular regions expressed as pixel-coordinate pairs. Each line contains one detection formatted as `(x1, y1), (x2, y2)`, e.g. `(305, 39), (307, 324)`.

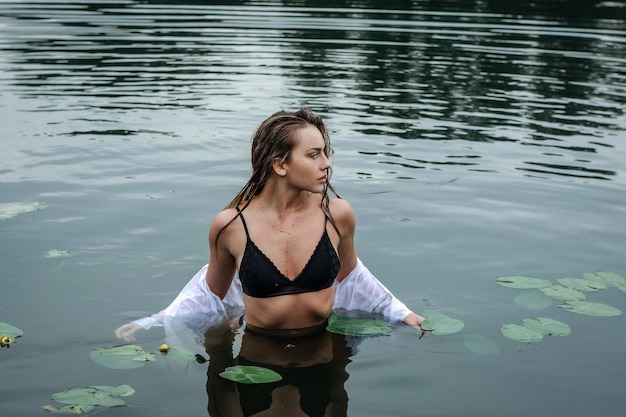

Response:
(501, 323), (543, 343)
(464, 333), (500, 355)
(59, 404), (95, 414)
(581, 272), (606, 286)
(588, 271), (626, 290)
(50, 385), (134, 412)
(0, 322), (24, 338)
(558, 277), (606, 292)
(522, 317), (571, 336)
(495, 276), (553, 289)
(90, 385), (135, 397)
(220, 365), (282, 384)
(540, 285), (586, 301)
(559, 300), (622, 317)
(90, 345), (154, 369)
(168, 347), (197, 363)
(513, 291), (553, 310)
(43, 249), (71, 258)
(0, 202), (47, 220)
(421, 310), (464, 335)
(131, 352), (156, 362)
(326, 312), (393, 336)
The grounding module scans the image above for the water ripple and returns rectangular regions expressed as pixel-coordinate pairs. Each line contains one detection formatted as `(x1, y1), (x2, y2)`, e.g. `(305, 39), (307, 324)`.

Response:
(0, 0), (624, 183)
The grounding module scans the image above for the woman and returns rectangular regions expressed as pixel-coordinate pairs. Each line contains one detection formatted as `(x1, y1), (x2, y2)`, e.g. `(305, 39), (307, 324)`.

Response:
(116, 108), (423, 342)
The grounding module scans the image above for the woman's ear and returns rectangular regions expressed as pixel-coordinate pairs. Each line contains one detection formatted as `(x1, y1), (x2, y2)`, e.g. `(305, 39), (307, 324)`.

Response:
(272, 158), (287, 177)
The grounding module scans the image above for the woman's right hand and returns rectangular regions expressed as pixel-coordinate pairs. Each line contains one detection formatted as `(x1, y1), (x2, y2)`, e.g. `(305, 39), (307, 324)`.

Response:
(115, 322), (143, 342)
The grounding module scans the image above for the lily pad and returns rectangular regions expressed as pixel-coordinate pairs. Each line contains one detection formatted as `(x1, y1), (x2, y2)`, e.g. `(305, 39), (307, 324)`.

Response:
(43, 249), (71, 258)
(50, 384), (134, 413)
(219, 365), (282, 384)
(540, 285), (586, 302)
(513, 291), (553, 310)
(421, 310), (464, 335)
(0, 202), (47, 220)
(464, 333), (500, 355)
(0, 322), (24, 338)
(168, 347), (197, 363)
(558, 277), (606, 292)
(522, 317), (571, 336)
(588, 271), (626, 290)
(326, 312), (392, 336)
(90, 345), (154, 369)
(90, 385), (135, 397)
(501, 323), (543, 343)
(559, 300), (622, 317)
(495, 276), (553, 289)
(581, 272), (605, 286)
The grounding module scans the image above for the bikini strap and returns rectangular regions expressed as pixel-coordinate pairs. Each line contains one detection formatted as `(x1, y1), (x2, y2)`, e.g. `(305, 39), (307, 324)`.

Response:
(236, 206), (251, 239)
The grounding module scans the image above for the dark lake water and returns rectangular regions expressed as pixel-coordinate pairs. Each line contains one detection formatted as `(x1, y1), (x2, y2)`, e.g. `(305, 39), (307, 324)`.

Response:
(1, 0), (625, 416)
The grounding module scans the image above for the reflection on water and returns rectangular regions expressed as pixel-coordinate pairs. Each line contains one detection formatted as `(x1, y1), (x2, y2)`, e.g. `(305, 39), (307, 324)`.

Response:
(204, 323), (352, 417)
(1, 0), (624, 181)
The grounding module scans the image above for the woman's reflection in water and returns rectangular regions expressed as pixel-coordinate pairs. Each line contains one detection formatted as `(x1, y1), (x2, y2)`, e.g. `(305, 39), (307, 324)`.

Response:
(204, 321), (353, 417)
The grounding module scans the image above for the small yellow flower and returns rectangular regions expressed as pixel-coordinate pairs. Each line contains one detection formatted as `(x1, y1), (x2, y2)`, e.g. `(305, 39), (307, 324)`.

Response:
(1, 334), (15, 348)
(159, 343), (169, 354)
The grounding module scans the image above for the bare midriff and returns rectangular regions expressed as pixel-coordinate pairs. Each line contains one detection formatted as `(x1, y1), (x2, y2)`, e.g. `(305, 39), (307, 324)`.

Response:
(242, 285), (335, 330)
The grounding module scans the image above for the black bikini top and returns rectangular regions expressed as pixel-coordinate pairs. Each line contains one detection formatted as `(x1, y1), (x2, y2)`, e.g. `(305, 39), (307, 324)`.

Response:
(237, 209), (340, 298)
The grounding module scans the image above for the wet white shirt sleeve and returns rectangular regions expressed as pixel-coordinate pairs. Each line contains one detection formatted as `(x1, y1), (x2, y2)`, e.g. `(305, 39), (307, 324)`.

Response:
(333, 258), (412, 323)
(132, 264), (244, 331)
(131, 258), (412, 330)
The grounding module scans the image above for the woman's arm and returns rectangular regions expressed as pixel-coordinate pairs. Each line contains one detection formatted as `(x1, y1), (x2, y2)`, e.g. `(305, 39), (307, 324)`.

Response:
(205, 209), (238, 299)
(330, 198), (358, 282)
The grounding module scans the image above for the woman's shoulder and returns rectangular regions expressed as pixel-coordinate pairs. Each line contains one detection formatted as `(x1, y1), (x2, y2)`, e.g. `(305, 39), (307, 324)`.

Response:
(212, 207), (239, 225)
(328, 196), (355, 223)
(208, 207), (241, 237)
(328, 196), (353, 211)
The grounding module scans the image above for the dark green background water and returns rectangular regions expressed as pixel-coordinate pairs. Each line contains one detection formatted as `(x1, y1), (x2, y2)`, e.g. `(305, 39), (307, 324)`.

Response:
(1, 1), (625, 416)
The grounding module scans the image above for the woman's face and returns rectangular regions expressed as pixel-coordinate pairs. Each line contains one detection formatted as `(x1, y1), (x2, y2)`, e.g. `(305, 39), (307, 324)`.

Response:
(282, 124), (332, 194)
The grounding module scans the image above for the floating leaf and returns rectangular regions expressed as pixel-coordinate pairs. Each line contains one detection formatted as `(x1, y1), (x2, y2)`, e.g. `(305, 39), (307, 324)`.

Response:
(59, 403), (95, 414)
(495, 276), (553, 289)
(464, 333), (500, 355)
(97, 344), (143, 355)
(90, 345), (151, 369)
(90, 385), (135, 397)
(50, 385), (134, 412)
(326, 312), (392, 336)
(131, 352), (156, 362)
(522, 317), (571, 336)
(590, 271), (626, 290)
(219, 365), (282, 384)
(559, 300), (622, 317)
(421, 310), (464, 335)
(513, 291), (553, 310)
(501, 324), (543, 343)
(0, 202), (47, 220)
(581, 272), (610, 288)
(43, 249), (71, 258)
(540, 285), (586, 301)
(558, 277), (606, 292)
(0, 322), (24, 338)
(168, 347), (197, 363)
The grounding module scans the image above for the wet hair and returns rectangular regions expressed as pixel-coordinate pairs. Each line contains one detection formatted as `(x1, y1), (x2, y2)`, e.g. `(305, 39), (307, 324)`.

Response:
(217, 108), (341, 242)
